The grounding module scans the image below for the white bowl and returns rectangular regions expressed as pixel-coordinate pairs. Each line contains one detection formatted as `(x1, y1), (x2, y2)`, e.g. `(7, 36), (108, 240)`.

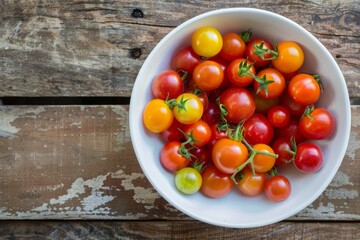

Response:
(129, 8), (351, 228)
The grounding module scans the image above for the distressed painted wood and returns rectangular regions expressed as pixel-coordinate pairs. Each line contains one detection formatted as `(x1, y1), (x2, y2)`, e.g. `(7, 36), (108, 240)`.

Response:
(0, 0), (359, 97)
(0, 105), (358, 220)
(0, 221), (359, 239)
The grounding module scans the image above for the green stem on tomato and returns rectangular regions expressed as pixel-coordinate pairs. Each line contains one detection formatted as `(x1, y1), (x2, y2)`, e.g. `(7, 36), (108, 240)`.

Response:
(253, 41), (278, 60)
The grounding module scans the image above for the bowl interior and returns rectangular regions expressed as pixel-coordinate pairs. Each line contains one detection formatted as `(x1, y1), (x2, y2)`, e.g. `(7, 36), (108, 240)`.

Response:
(129, 8), (351, 228)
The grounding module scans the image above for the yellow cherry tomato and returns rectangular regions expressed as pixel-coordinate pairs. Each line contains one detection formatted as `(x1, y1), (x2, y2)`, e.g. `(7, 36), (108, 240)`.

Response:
(143, 99), (174, 133)
(191, 26), (223, 58)
(272, 41), (304, 73)
(173, 93), (203, 124)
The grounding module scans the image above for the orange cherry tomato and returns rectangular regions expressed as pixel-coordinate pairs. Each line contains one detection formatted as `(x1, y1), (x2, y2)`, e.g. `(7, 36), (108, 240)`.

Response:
(220, 32), (246, 61)
(200, 165), (234, 198)
(254, 68), (286, 100)
(252, 144), (277, 173)
(143, 99), (174, 133)
(193, 60), (224, 91)
(237, 167), (266, 196)
(272, 41), (304, 73)
(288, 74), (321, 106)
(212, 138), (249, 174)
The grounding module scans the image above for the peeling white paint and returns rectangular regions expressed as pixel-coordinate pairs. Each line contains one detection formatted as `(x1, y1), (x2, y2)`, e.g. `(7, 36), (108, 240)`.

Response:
(325, 188), (359, 200)
(346, 131), (360, 160)
(298, 202), (360, 219)
(112, 170), (161, 206)
(329, 171), (354, 187)
(0, 107), (46, 137)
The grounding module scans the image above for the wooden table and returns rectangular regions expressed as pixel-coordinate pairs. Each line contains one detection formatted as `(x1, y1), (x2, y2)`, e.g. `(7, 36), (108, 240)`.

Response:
(0, 0), (359, 238)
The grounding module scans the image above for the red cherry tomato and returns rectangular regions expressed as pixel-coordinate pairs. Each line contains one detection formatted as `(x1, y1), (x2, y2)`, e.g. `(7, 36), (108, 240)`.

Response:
(189, 147), (211, 166)
(200, 165), (234, 198)
(299, 107), (335, 140)
(275, 118), (306, 143)
(288, 74), (321, 106)
(193, 60), (224, 91)
(267, 105), (291, 128)
(160, 141), (189, 172)
(212, 138), (249, 174)
(280, 91), (306, 117)
(220, 32), (246, 61)
(264, 175), (291, 202)
(171, 46), (201, 74)
(184, 120), (211, 147)
(294, 142), (324, 173)
(202, 101), (221, 126)
(161, 119), (184, 142)
(152, 70), (184, 100)
(226, 58), (255, 87)
(246, 39), (274, 67)
(243, 113), (274, 145)
(220, 87), (256, 124)
(254, 68), (286, 100)
(207, 123), (229, 149)
(272, 138), (294, 167)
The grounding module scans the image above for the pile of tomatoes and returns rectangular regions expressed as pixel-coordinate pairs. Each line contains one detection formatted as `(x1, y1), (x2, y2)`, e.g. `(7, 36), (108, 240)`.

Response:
(142, 26), (335, 202)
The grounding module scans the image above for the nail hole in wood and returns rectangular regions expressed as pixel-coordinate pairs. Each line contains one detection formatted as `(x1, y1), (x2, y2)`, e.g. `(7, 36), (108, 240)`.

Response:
(129, 48), (142, 59)
(131, 8), (144, 18)
(335, 54), (341, 58)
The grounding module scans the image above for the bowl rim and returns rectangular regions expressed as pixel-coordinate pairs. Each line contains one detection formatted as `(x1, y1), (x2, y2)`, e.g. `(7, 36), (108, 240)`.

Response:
(129, 7), (352, 228)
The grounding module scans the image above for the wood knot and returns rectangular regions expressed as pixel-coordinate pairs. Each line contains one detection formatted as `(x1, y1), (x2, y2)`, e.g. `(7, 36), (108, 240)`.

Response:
(129, 48), (142, 59)
(131, 8), (144, 18)
(335, 54), (341, 58)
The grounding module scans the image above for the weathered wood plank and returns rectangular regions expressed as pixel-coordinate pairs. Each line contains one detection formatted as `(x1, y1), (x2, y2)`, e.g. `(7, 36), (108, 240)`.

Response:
(0, 105), (359, 220)
(0, 221), (358, 239)
(0, 0), (358, 97)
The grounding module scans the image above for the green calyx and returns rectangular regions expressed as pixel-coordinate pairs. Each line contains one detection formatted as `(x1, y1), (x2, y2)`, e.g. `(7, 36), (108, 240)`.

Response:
(230, 139), (279, 185)
(254, 41), (278, 60)
(239, 29), (252, 43)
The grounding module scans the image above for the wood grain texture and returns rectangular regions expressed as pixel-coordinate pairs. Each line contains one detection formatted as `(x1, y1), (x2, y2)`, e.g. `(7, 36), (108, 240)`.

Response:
(0, 0), (359, 97)
(0, 221), (358, 239)
(0, 105), (358, 220)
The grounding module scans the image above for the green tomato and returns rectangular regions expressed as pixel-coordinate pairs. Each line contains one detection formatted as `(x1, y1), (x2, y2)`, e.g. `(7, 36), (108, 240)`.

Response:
(175, 167), (202, 194)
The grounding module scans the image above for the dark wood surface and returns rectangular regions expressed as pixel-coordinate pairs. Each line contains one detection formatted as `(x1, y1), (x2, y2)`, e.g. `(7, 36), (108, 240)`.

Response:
(0, 0), (359, 238)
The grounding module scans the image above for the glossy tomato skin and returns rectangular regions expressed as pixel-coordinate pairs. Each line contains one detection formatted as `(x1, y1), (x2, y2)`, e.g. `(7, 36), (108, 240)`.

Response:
(220, 32), (246, 61)
(294, 142), (324, 173)
(267, 105), (291, 128)
(184, 120), (211, 147)
(264, 175), (291, 202)
(193, 60), (224, 91)
(175, 167), (202, 194)
(207, 123), (229, 149)
(288, 74), (321, 106)
(272, 138), (294, 167)
(252, 91), (280, 114)
(280, 91), (306, 117)
(220, 87), (256, 124)
(171, 46), (201, 74)
(272, 41), (304, 73)
(246, 39), (274, 67)
(202, 101), (221, 126)
(254, 68), (286, 100)
(152, 70), (184, 100)
(226, 58), (255, 87)
(173, 93), (204, 124)
(212, 138), (249, 174)
(161, 119), (184, 142)
(243, 113), (274, 145)
(299, 108), (335, 140)
(191, 26), (223, 58)
(200, 165), (234, 198)
(275, 118), (306, 143)
(143, 99), (174, 133)
(237, 168), (266, 196)
(189, 147), (211, 166)
(252, 144), (277, 173)
(160, 141), (189, 172)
